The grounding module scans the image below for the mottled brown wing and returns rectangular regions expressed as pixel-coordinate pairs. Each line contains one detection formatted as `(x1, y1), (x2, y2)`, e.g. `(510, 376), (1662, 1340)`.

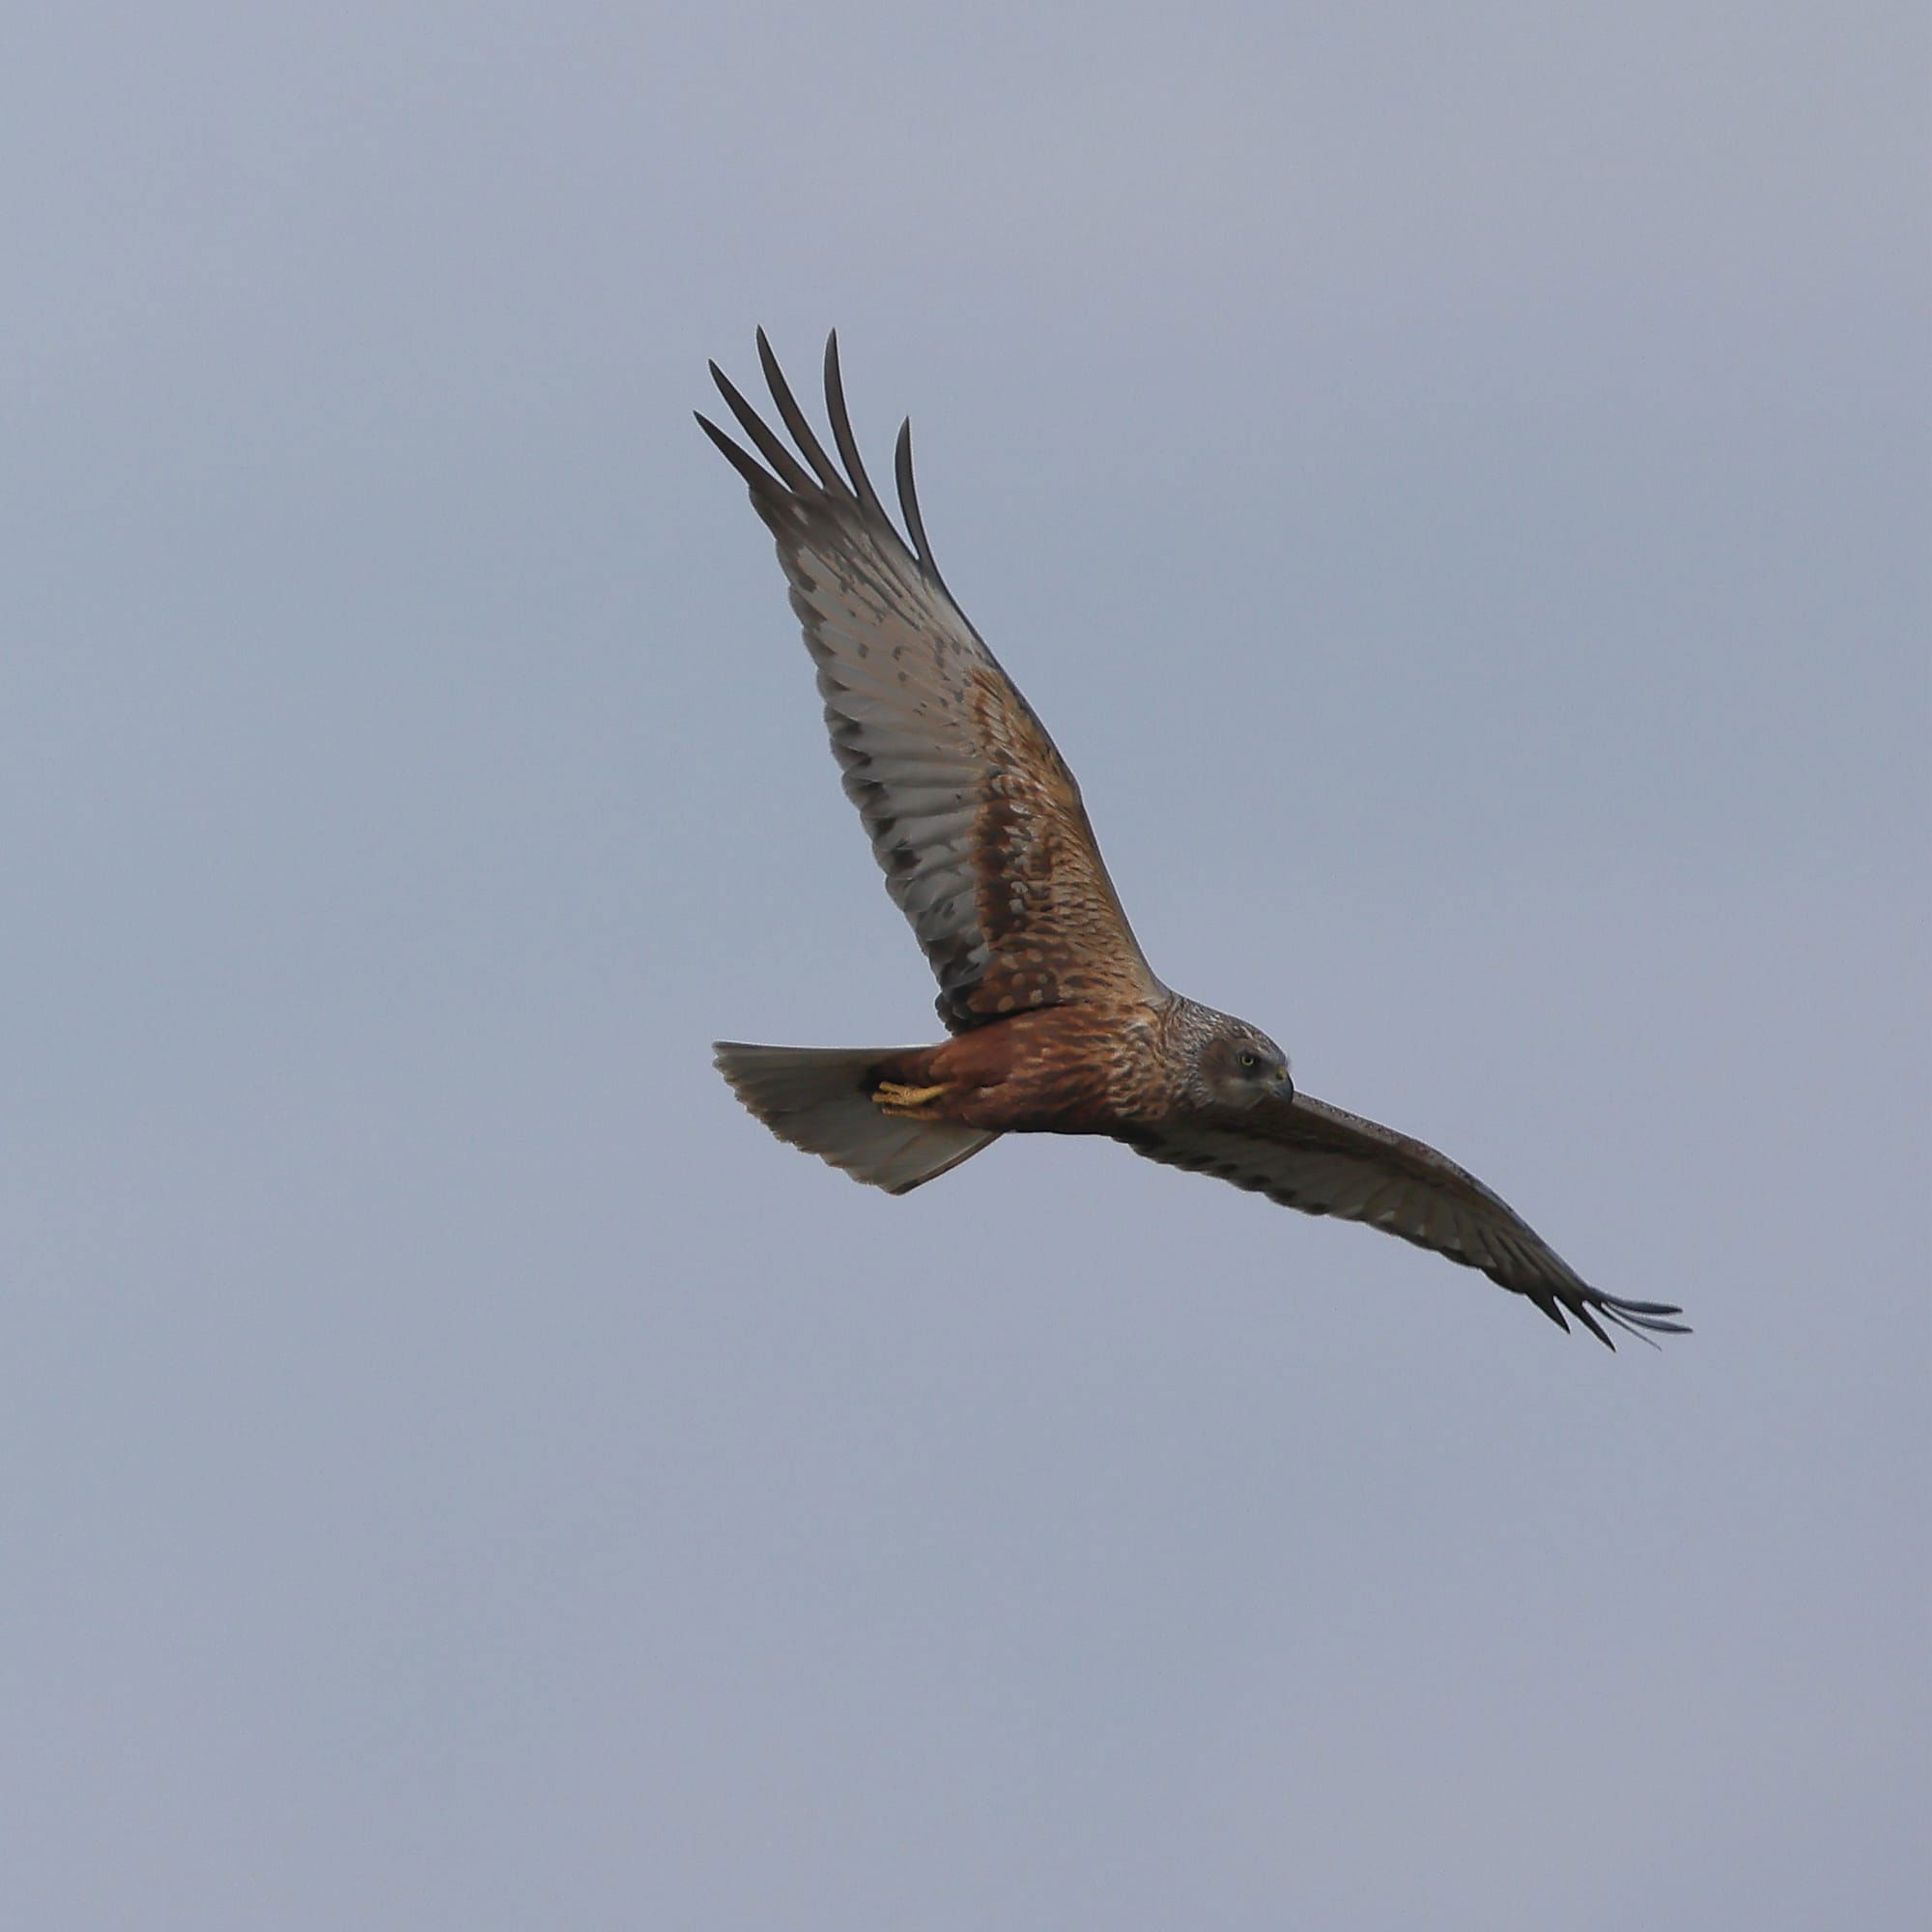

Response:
(698, 332), (1163, 1033)
(1121, 1092), (1688, 1347)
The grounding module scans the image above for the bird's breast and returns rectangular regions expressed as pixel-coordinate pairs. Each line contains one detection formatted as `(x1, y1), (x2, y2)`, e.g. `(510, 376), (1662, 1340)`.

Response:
(926, 1003), (1176, 1134)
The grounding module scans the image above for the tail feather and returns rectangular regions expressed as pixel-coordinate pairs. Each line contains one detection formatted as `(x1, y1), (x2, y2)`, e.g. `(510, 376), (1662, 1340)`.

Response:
(712, 1041), (999, 1195)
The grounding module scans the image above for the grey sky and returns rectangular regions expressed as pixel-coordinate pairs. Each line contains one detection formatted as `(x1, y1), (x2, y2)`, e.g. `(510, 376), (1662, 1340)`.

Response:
(3, 3), (1925, 1926)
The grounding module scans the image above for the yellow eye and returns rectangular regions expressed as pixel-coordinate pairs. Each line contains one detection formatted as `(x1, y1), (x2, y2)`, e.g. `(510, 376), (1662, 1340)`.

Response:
(1237, 1050), (1258, 1069)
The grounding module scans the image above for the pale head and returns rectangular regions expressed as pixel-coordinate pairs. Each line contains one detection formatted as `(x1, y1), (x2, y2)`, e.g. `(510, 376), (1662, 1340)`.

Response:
(1177, 1003), (1294, 1110)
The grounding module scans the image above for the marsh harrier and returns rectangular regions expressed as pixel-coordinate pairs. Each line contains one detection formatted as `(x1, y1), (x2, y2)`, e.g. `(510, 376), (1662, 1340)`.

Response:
(702, 334), (1686, 1348)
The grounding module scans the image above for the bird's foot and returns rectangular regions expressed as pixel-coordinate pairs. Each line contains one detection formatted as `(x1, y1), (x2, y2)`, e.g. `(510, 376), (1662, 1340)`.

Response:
(873, 1080), (949, 1119)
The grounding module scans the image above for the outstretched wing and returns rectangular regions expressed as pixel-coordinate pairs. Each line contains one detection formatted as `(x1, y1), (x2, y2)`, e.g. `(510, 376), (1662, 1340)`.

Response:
(699, 332), (1163, 1033)
(1121, 1093), (1688, 1347)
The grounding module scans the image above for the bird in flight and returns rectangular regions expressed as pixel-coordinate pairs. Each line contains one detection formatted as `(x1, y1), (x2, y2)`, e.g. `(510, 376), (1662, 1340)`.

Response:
(700, 333), (1687, 1348)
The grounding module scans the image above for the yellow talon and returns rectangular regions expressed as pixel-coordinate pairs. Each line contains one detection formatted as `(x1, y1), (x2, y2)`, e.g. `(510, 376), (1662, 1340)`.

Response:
(874, 1080), (948, 1116)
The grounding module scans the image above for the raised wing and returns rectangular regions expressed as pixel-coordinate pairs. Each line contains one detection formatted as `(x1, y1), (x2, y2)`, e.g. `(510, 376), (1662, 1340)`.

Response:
(1121, 1092), (1688, 1347)
(699, 332), (1163, 1033)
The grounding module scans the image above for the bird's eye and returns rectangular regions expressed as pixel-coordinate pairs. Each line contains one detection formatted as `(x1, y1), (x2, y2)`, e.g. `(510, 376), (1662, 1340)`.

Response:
(1237, 1050), (1258, 1070)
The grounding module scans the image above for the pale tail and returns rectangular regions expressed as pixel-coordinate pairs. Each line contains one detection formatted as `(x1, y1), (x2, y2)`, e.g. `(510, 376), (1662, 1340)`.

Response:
(712, 1042), (999, 1195)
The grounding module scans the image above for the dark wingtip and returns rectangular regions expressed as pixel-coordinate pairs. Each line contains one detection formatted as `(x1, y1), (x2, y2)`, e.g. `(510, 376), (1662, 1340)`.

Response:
(703, 355), (810, 491)
(754, 327), (846, 495)
(696, 409), (799, 516)
(707, 330), (952, 586)
(822, 331), (889, 525)
(1590, 1292), (1691, 1350)
(894, 416), (949, 592)
(1530, 1283), (1688, 1350)
(693, 407), (743, 460)
(1601, 1293), (1690, 1329)
(1565, 1299), (1614, 1348)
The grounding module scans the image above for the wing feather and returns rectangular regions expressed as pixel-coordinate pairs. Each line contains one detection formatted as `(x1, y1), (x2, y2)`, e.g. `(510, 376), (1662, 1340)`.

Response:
(701, 334), (1163, 1031)
(1122, 1092), (1688, 1348)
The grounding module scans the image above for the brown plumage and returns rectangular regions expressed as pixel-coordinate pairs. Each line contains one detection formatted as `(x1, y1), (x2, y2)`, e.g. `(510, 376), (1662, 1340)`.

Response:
(702, 333), (1689, 1349)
